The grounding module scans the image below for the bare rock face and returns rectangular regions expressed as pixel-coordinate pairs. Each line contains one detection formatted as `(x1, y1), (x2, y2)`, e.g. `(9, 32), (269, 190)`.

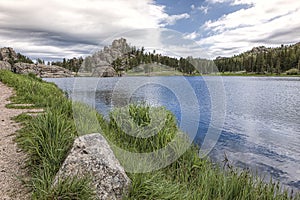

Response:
(37, 64), (74, 78)
(13, 62), (39, 75)
(54, 133), (131, 200)
(0, 61), (12, 70)
(13, 63), (74, 78)
(82, 38), (130, 76)
(0, 47), (18, 62)
(92, 66), (117, 77)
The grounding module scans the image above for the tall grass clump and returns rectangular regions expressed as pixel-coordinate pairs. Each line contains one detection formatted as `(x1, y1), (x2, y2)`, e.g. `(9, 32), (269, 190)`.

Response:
(108, 104), (178, 153)
(16, 110), (76, 172)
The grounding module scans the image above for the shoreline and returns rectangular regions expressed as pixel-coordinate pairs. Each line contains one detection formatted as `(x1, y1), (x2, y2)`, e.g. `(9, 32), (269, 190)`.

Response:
(73, 71), (300, 78)
(1, 69), (299, 199)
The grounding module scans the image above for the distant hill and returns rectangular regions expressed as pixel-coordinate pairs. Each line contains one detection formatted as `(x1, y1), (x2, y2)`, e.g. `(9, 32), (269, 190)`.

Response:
(80, 38), (199, 77)
(214, 43), (300, 74)
(81, 39), (300, 76)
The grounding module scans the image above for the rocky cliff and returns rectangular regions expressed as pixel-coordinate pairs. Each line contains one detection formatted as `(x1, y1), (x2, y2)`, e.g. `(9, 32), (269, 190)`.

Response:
(81, 38), (131, 77)
(0, 47), (73, 78)
(13, 62), (73, 78)
(0, 47), (18, 63)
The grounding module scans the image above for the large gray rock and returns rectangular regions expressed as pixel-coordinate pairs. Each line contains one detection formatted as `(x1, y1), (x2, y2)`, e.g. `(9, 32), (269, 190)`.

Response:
(0, 47), (18, 62)
(92, 66), (117, 77)
(13, 62), (74, 78)
(0, 61), (12, 70)
(14, 62), (39, 75)
(54, 133), (131, 200)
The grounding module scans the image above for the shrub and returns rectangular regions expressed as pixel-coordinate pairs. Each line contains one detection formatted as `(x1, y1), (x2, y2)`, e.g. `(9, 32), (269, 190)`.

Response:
(286, 68), (299, 75)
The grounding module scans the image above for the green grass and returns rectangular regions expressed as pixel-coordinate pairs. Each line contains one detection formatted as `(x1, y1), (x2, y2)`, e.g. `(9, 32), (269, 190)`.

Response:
(0, 70), (96, 199)
(0, 69), (299, 200)
(126, 64), (184, 76)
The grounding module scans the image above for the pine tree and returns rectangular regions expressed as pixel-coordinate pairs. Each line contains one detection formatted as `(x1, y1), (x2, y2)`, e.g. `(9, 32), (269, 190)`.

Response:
(276, 59), (281, 75)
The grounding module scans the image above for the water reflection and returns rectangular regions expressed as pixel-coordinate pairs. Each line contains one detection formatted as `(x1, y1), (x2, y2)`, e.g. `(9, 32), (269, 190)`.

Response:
(44, 76), (300, 191)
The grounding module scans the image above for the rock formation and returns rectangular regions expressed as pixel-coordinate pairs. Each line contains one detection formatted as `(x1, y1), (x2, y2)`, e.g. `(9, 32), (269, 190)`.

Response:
(13, 63), (74, 78)
(0, 61), (12, 70)
(0, 47), (18, 62)
(250, 46), (269, 54)
(91, 66), (117, 77)
(0, 47), (74, 78)
(81, 38), (131, 77)
(54, 133), (131, 200)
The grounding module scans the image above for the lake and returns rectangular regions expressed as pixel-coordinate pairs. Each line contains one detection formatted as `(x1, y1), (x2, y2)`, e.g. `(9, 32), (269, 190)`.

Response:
(45, 76), (300, 191)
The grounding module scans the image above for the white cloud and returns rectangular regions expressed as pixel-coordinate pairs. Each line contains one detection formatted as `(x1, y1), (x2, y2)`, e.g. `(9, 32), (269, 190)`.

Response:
(205, 0), (251, 5)
(191, 4), (209, 14)
(0, 0), (189, 60)
(184, 31), (199, 40)
(198, 6), (209, 14)
(205, 0), (232, 4)
(162, 13), (190, 26)
(198, 0), (300, 57)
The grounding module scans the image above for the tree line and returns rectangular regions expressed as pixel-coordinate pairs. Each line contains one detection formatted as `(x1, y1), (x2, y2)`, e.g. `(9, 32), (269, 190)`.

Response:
(214, 43), (300, 74)
(12, 42), (300, 75)
(50, 57), (84, 73)
(111, 47), (201, 75)
(9, 52), (83, 73)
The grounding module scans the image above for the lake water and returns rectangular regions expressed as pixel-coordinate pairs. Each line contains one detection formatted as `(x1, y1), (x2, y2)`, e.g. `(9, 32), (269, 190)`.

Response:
(45, 76), (300, 191)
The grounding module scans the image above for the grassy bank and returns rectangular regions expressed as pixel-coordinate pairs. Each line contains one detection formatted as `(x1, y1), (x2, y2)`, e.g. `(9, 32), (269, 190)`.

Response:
(0, 70), (96, 199)
(0, 70), (299, 199)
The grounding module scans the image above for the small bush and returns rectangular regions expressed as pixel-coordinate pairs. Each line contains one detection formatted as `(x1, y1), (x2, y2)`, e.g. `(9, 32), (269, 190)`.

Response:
(286, 68), (299, 75)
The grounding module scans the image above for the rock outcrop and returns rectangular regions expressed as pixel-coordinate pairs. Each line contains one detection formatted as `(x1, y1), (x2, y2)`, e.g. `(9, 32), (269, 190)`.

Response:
(82, 38), (130, 77)
(250, 46), (269, 54)
(0, 47), (18, 62)
(0, 47), (74, 78)
(0, 61), (12, 70)
(13, 63), (74, 78)
(91, 66), (117, 77)
(54, 133), (131, 200)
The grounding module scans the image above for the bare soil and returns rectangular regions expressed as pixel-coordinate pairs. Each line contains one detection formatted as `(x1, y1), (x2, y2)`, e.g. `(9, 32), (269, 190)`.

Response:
(0, 81), (42, 199)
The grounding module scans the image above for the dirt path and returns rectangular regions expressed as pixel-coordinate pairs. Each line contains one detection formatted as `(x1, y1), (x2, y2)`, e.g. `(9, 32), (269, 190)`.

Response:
(0, 81), (42, 199)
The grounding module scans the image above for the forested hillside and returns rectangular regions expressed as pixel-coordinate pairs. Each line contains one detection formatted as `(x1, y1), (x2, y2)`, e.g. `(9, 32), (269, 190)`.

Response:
(214, 43), (300, 74)
(111, 47), (200, 75)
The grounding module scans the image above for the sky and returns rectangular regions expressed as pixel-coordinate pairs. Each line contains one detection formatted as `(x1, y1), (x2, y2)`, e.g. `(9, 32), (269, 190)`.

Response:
(0, 0), (299, 60)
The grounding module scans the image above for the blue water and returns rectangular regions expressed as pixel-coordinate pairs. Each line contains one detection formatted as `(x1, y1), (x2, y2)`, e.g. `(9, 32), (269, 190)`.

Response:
(45, 76), (300, 190)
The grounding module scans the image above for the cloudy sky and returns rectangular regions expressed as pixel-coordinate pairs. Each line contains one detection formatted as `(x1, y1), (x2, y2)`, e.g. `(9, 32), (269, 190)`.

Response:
(0, 0), (299, 60)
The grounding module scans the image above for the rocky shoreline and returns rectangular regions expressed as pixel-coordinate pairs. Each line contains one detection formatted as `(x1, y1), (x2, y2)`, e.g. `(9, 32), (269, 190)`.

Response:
(0, 47), (74, 78)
